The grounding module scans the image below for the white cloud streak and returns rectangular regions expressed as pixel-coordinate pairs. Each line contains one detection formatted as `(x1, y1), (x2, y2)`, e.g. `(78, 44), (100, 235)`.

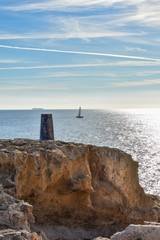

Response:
(0, 0), (159, 35)
(0, 69), (159, 79)
(0, 59), (20, 63)
(112, 79), (160, 87)
(1, 0), (160, 27)
(0, 30), (141, 40)
(0, 85), (69, 91)
(0, 1), (151, 13)
(0, 0), (131, 12)
(1, 1), (160, 45)
(1, 61), (160, 71)
(0, 44), (159, 62)
(126, 47), (146, 52)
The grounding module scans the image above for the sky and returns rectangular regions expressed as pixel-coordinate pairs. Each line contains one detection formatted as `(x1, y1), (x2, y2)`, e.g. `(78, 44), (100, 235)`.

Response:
(0, 0), (160, 109)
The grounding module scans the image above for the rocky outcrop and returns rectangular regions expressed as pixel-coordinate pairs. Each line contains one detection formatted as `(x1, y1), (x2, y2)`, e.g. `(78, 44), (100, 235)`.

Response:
(0, 184), (47, 239)
(93, 223), (160, 240)
(0, 184), (34, 230)
(0, 139), (159, 239)
(0, 229), (47, 240)
(111, 222), (160, 240)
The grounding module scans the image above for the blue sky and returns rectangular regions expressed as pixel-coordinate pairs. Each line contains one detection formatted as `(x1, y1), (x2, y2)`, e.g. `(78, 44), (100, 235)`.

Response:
(0, 0), (160, 109)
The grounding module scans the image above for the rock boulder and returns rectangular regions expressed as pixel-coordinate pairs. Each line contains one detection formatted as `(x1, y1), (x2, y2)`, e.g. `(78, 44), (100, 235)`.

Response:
(111, 223), (160, 240)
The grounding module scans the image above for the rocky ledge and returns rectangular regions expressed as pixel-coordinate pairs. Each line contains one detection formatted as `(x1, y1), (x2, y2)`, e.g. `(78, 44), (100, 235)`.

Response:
(0, 139), (159, 239)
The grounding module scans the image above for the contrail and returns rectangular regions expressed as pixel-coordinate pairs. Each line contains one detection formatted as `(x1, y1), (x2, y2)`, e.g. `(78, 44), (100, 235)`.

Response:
(0, 44), (160, 62)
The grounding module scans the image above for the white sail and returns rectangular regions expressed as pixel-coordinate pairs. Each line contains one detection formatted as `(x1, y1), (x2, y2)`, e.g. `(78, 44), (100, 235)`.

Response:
(76, 106), (83, 118)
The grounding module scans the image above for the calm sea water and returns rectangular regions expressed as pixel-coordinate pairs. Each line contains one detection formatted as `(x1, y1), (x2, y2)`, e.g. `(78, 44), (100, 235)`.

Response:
(0, 109), (159, 196)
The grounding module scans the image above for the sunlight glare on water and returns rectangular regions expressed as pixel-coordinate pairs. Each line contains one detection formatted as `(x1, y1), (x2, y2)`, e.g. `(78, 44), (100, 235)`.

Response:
(0, 108), (159, 195)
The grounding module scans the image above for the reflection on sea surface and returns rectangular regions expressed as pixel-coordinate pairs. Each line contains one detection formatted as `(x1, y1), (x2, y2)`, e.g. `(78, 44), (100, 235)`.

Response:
(0, 108), (159, 195)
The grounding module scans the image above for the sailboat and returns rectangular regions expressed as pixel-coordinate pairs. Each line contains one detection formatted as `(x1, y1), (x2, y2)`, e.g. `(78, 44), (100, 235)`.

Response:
(76, 106), (83, 118)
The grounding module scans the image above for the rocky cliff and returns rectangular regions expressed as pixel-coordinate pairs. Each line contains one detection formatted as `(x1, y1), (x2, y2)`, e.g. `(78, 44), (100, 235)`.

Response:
(0, 139), (159, 239)
(0, 184), (47, 239)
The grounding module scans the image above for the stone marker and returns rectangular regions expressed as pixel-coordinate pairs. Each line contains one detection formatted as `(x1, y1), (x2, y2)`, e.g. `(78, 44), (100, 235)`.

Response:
(40, 114), (54, 140)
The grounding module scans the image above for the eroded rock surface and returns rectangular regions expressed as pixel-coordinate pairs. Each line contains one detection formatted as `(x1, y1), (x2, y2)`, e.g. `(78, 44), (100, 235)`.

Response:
(111, 223), (160, 240)
(0, 184), (47, 240)
(0, 139), (159, 239)
(0, 229), (47, 240)
(0, 184), (34, 230)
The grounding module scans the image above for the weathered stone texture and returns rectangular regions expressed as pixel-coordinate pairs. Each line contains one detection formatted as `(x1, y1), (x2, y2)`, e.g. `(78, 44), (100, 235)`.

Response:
(111, 223), (160, 240)
(0, 139), (159, 239)
(0, 229), (47, 240)
(0, 185), (34, 230)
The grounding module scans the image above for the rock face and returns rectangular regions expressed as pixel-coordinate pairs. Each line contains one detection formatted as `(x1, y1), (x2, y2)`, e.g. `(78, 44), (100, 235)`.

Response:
(111, 223), (160, 240)
(0, 229), (47, 240)
(0, 184), (34, 230)
(0, 139), (159, 238)
(0, 185), (47, 240)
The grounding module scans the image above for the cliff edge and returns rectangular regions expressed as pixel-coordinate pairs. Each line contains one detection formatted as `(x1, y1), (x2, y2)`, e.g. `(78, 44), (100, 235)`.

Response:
(0, 139), (159, 239)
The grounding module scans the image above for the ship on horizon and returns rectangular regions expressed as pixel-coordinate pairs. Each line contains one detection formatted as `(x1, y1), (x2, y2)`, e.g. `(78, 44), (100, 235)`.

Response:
(32, 108), (44, 110)
(76, 106), (83, 118)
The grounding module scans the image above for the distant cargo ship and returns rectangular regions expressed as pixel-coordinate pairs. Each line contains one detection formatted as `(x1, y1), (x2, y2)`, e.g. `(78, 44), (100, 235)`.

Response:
(32, 108), (44, 110)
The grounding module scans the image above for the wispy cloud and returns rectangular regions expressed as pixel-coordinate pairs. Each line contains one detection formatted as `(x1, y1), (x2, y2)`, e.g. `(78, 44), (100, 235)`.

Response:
(32, 71), (160, 78)
(128, 1), (160, 27)
(0, 68), (159, 79)
(1, 61), (160, 71)
(107, 61), (160, 66)
(0, 30), (141, 40)
(0, 0), (130, 12)
(46, 15), (144, 41)
(0, 59), (20, 63)
(0, 44), (159, 62)
(0, 1), (151, 13)
(0, 85), (69, 91)
(1, 0), (160, 28)
(126, 47), (147, 52)
(37, 72), (119, 78)
(112, 79), (160, 87)
(0, 63), (112, 70)
(1, 1), (159, 45)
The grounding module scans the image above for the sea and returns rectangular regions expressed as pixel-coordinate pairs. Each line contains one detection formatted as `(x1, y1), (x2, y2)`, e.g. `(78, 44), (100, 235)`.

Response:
(0, 108), (159, 196)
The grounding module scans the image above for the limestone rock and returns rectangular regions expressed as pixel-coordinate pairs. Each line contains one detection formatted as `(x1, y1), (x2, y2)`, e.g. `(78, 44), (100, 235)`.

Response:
(110, 223), (160, 240)
(0, 139), (159, 238)
(93, 237), (110, 240)
(0, 184), (48, 240)
(0, 229), (47, 240)
(0, 185), (34, 230)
